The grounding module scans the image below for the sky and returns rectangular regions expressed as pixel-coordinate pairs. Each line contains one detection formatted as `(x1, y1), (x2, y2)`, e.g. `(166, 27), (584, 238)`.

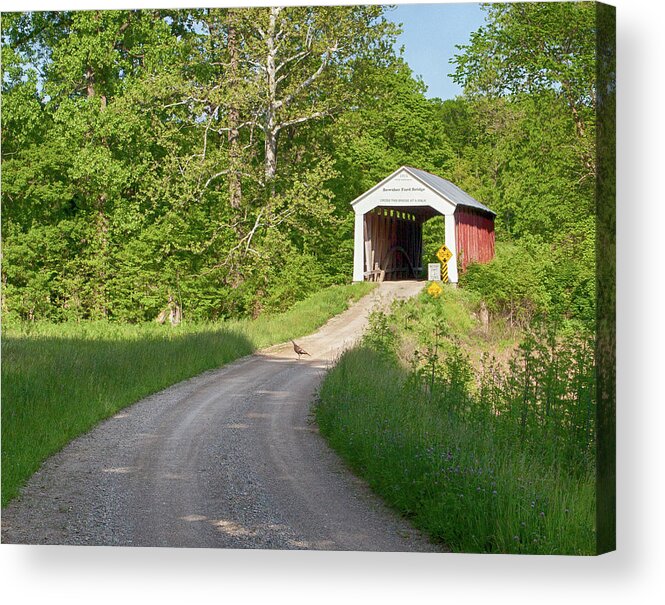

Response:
(388, 2), (487, 100)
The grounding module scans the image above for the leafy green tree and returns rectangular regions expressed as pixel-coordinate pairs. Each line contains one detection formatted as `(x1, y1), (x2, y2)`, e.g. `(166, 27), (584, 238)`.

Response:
(447, 3), (598, 324)
(2, 10), (186, 319)
(329, 59), (454, 200)
(452, 1), (596, 179)
(2, 7), (402, 322)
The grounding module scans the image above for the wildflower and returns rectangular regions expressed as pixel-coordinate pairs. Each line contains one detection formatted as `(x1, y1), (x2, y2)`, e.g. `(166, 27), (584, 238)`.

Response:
(492, 490), (497, 495)
(539, 511), (545, 517)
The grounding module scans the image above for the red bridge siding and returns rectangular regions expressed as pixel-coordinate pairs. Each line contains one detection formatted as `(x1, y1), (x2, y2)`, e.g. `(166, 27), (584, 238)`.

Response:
(454, 207), (495, 272)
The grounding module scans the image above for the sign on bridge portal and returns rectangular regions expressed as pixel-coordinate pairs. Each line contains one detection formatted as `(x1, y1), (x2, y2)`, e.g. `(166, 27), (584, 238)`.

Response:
(436, 244), (453, 264)
(427, 263), (441, 281)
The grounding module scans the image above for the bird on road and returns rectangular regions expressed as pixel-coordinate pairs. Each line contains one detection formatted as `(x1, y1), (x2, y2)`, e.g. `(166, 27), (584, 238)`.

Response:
(291, 340), (311, 360)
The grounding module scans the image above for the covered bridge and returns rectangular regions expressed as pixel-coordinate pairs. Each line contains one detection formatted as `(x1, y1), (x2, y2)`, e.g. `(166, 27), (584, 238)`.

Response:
(351, 166), (495, 283)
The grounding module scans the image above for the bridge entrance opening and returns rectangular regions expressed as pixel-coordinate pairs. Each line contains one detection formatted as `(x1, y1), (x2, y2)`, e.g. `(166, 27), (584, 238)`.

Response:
(362, 206), (443, 282)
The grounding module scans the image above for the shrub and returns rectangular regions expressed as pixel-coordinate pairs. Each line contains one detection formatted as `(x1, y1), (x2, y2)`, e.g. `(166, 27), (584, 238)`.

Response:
(461, 240), (552, 326)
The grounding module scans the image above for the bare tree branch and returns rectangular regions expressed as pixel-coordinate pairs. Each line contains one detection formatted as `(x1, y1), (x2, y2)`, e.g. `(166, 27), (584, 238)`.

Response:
(274, 45), (336, 111)
(215, 120), (256, 134)
(275, 110), (328, 131)
(275, 49), (310, 75)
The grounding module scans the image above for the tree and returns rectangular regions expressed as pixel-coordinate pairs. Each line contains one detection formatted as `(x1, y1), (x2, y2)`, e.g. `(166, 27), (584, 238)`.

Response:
(452, 2), (597, 180)
(1, 6), (401, 321)
(2, 10), (187, 319)
(229, 5), (397, 184)
(327, 59), (454, 205)
(445, 3), (599, 324)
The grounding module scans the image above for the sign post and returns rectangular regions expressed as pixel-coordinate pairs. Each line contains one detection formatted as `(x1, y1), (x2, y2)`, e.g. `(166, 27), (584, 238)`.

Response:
(436, 245), (453, 283)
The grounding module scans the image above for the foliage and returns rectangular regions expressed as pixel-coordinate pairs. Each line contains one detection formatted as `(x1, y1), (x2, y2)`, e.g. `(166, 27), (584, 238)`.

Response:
(327, 59), (455, 200)
(2, 4), (597, 328)
(460, 241), (553, 327)
(421, 215), (447, 267)
(363, 308), (399, 359)
(452, 1), (596, 178)
(445, 1), (598, 329)
(460, 234), (595, 327)
(1, 7), (395, 322)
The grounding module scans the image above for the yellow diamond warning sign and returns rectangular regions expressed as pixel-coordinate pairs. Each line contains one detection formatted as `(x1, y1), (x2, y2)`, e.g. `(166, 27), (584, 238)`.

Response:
(436, 245), (452, 264)
(427, 281), (443, 298)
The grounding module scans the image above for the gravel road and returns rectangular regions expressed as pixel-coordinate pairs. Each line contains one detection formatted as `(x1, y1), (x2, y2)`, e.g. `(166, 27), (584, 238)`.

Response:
(2, 281), (442, 552)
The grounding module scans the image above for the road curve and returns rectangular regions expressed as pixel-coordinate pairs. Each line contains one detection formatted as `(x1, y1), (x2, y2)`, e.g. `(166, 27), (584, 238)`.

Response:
(2, 281), (441, 552)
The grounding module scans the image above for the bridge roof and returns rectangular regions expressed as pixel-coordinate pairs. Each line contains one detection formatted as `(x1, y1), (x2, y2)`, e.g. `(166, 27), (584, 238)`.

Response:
(350, 166), (495, 217)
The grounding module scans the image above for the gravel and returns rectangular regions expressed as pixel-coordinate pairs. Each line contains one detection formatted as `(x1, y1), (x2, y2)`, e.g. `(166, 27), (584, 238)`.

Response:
(2, 281), (443, 552)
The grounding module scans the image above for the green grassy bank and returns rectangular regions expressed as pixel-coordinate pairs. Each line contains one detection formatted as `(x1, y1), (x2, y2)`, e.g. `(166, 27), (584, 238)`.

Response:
(1, 282), (375, 507)
(316, 287), (596, 555)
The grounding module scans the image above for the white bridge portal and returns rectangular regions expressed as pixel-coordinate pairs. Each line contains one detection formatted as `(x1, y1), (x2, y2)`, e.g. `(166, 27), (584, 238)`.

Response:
(350, 166), (496, 283)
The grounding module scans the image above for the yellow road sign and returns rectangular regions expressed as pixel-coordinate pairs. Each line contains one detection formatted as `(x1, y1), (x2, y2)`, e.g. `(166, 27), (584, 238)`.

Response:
(427, 281), (443, 298)
(437, 245), (452, 264)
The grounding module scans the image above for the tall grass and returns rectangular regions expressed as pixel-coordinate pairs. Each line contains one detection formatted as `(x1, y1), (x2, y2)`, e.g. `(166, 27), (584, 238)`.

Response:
(1, 282), (375, 507)
(316, 291), (596, 555)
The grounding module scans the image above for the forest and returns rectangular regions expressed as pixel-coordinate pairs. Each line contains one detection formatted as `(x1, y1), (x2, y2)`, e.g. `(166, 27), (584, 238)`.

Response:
(2, 2), (598, 327)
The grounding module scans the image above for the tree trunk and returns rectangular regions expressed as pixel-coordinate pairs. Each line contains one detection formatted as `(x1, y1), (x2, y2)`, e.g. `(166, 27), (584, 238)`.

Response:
(264, 127), (277, 183)
(227, 10), (242, 209)
(263, 7), (280, 184)
(86, 41), (109, 318)
(86, 66), (95, 98)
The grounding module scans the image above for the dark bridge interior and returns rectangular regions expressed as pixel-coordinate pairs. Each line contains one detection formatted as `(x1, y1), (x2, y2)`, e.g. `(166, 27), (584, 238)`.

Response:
(362, 206), (442, 281)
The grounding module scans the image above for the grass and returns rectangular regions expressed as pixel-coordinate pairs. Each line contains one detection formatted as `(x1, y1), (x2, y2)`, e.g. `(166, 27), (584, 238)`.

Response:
(1, 281), (376, 507)
(390, 286), (521, 366)
(316, 285), (596, 555)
